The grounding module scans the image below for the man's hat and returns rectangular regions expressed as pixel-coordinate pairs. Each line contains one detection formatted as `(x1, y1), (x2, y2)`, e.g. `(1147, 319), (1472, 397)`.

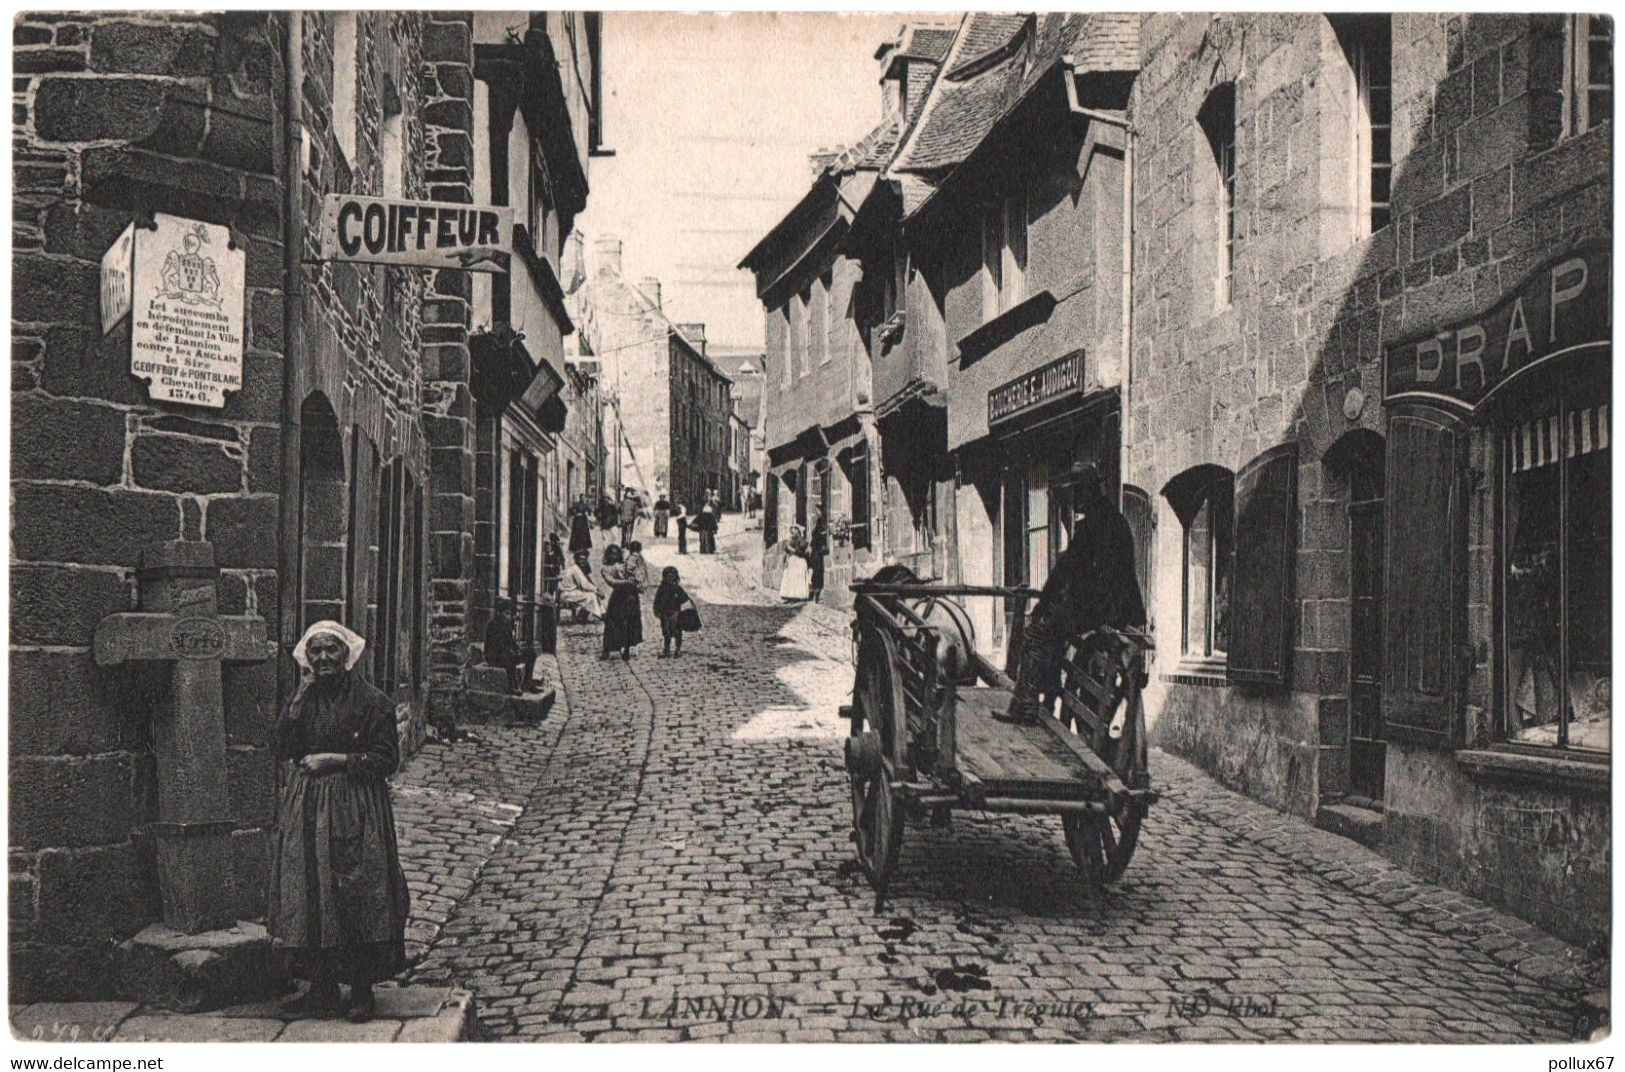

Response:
(1068, 460), (1102, 487)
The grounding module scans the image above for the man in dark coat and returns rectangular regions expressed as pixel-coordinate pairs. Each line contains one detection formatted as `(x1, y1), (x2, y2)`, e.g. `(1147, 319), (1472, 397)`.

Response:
(1000, 462), (1146, 723)
(568, 497), (594, 554)
(484, 598), (522, 694)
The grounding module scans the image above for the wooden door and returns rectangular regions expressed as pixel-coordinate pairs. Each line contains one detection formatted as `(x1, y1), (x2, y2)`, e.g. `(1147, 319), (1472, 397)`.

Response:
(1348, 494), (1385, 799)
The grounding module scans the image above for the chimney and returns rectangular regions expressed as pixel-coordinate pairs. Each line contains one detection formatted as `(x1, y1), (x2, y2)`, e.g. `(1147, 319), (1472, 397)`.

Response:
(593, 235), (622, 279)
(678, 322), (707, 356)
(639, 277), (662, 309)
(877, 27), (904, 119)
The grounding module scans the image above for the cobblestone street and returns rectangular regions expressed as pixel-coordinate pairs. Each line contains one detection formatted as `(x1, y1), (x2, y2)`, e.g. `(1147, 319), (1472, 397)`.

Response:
(388, 522), (1603, 1043)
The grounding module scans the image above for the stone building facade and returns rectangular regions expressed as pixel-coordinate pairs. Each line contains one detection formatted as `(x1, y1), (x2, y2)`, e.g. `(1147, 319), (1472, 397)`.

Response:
(572, 239), (732, 512)
(9, 9), (602, 1001)
(12, 11), (290, 999)
(1125, 13), (1610, 949)
(882, 13), (1140, 652)
(741, 133), (894, 601)
(465, 12), (600, 670)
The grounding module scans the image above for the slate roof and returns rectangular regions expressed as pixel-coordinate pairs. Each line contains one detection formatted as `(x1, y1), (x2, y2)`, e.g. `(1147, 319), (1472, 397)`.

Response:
(828, 114), (902, 175)
(889, 12), (1138, 177)
(905, 26), (956, 63)
(1069, 12), (1140, 75)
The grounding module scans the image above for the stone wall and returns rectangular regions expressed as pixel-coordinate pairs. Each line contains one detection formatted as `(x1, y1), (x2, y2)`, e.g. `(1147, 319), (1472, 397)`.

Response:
(292, 11), (438, 752)
(11, 11), (286, 1000)
(1128, 12), (1611, 939)
(417, 13), (481, 733)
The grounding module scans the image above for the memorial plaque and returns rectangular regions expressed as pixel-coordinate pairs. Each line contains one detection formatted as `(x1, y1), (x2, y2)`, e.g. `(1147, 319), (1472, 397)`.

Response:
(129, 213), (246, 409)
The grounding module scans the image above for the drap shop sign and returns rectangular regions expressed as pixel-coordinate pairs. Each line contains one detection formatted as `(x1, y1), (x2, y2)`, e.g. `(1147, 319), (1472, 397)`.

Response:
(1385, 243), (1610, 411)
(318, 194), (512, 272)
(989, 350), (1086, 425)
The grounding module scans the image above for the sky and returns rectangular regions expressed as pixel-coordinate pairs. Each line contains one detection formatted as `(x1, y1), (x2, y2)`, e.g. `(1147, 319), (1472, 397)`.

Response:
(575, 11), (949, 355)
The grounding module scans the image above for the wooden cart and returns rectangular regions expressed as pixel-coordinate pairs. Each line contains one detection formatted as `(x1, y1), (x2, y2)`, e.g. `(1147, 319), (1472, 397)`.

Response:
(842, 575), (1157, 902)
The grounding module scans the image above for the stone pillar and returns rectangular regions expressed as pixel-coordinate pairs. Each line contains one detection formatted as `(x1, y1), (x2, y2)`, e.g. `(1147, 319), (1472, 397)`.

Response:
(422, 12), (478, 732)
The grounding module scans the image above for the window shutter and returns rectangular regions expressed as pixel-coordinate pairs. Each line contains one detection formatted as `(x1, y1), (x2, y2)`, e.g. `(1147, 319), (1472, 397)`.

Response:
(763, 476), (779, 547)
(1381, 409), (1466, 745)
(1121, 485), (1156, 636)
(1228, 443), (1298, 685)
(850, 446), (872, 550)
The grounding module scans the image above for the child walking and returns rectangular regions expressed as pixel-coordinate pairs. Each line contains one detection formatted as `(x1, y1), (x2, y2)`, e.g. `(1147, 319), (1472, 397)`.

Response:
(653, 566), (699, 658)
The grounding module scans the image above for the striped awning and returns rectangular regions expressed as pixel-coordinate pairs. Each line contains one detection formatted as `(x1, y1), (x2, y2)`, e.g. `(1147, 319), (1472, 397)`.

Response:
(1508, 404), (1610, 472)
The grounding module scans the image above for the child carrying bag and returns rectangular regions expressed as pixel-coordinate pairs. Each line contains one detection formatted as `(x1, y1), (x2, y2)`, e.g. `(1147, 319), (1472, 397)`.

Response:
(677, 601), (703, 633)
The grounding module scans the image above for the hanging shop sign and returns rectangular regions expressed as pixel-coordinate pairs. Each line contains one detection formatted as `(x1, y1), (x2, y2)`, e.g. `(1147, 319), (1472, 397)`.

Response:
(318, 194), (512, 272)
(100, 221), (135, 335)
(1384, 243), (1611, 412)
(128, 213), (246, 409)
(988, 350), (1086, 426)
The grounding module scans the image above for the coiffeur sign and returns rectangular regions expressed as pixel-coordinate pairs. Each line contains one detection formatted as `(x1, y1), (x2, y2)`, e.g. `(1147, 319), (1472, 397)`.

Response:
(318, 194), (513, 273)
(1385, 243), (1610, 411)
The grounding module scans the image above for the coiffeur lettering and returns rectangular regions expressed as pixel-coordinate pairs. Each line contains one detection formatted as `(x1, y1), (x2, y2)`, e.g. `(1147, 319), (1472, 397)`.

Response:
(335, 200), (501, 258)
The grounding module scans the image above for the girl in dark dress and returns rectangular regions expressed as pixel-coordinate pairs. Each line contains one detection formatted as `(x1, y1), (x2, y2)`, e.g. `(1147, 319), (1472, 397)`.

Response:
(270, 621), (410, 1022)
(599, 544), (644, 660)
(653, 566), (695, 658)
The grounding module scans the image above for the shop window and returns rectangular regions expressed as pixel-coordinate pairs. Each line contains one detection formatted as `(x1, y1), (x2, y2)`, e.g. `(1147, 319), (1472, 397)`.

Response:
(1503, 378), (1610, 752)
(980, 189), (1027, 320)
(1228, 444), (1298, 686)
(1333, 15), (1392, 234)
(1199, 84), (1237, 306)
(1164, 465), (1234, 662)
(331, 13), (358, 166)
(1567, 15), (1613, 136)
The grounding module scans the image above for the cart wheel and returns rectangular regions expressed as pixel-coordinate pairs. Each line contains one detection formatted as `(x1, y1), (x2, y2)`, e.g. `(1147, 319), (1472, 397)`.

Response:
(851, 627), (908, 901)
(1064, 660), (1150, 887)
(1062, 803), (1144, 887)
(851, 762), (904, 896)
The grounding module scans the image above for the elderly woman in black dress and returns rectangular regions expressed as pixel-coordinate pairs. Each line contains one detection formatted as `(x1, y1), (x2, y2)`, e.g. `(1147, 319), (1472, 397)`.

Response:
(270, 621), (410, 1022)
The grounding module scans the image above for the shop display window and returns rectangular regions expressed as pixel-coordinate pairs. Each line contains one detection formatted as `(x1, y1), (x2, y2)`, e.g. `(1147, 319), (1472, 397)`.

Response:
(1502, 363), (1610, 752)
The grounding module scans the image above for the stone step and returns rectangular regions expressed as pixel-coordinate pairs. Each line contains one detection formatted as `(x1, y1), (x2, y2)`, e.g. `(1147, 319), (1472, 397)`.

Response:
(461, 686), (556, 726)
(1314, 802), (1385, 848)
(466, 665), (510, 693)
(114, 921), (284, 1014)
